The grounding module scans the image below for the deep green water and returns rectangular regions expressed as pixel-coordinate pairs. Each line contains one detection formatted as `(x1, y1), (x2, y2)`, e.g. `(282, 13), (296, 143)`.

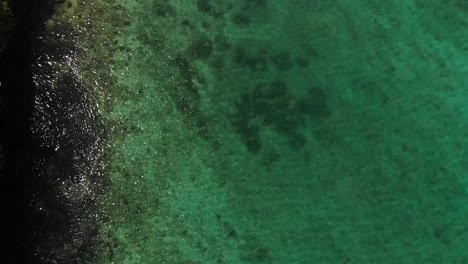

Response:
(33, 0), (468, 263)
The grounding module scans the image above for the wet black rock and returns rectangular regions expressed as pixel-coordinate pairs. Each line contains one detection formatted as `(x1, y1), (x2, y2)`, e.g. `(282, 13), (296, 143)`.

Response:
(0, 1), (14, 50)
(0, 1), (107, 263)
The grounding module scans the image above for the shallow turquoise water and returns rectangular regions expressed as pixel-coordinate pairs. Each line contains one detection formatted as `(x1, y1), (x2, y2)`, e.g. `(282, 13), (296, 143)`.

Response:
(29, 0), (468, 263)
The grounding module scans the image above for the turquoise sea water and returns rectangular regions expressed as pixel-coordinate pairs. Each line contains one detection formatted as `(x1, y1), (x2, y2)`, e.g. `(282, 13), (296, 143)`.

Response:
(30, 0), (468, 263)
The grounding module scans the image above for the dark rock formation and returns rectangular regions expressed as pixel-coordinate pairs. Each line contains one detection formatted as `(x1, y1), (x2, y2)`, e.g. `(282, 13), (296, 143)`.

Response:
(0, 1), (106, 263)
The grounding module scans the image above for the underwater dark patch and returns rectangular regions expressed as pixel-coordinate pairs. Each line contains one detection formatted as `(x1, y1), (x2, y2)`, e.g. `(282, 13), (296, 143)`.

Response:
(271, 51), (292, 71)
(152, 1), (175, 17)
(172, 56), (201, 117)
(188, 37), (214, 60)
(232, 92), (262, 153)
(231, 79), (328, 153)
(241, 0), (267, 11)
(196, 0), (223, 17)
(197, 0), (214, 13)
(298, 86), (330, 119)
(232, 13), (251, 25)
(232, 45), (268, 71)
(214, 34), (231, 51)
(296, 57), (309, 68)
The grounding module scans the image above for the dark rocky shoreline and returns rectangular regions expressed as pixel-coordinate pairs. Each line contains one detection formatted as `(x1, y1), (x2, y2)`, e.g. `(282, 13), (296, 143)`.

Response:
(0, 1), (105, 263)
(1, 0), (45, 262)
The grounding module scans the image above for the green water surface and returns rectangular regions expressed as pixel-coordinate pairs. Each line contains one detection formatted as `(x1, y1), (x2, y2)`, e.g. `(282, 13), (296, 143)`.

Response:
(44, 0), (468, 263)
